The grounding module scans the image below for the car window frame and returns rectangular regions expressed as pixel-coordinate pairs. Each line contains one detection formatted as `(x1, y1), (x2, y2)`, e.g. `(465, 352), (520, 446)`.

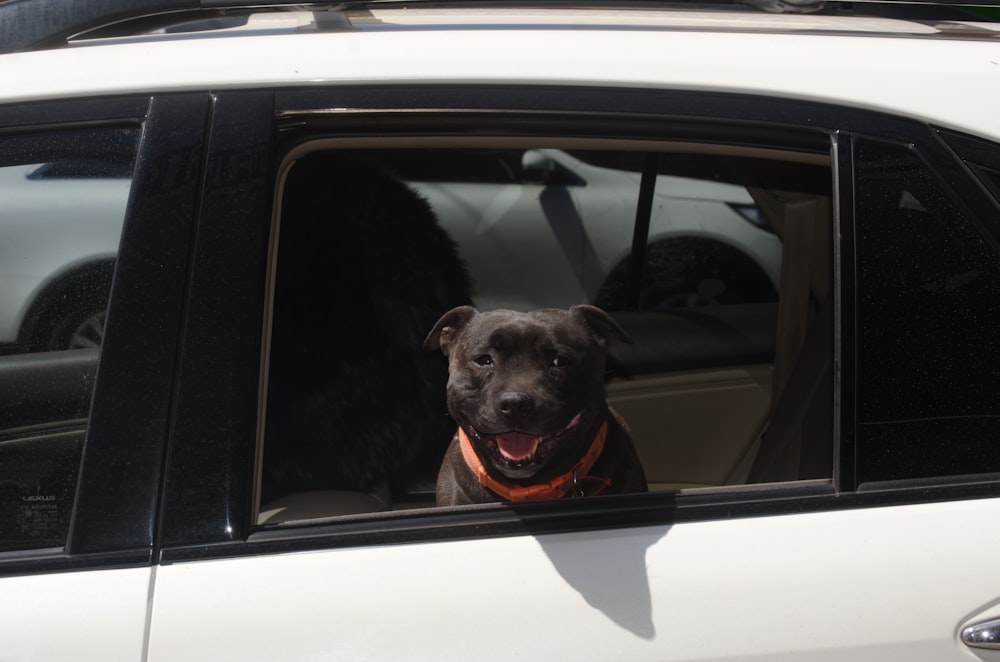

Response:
(0, 93), (208, 576)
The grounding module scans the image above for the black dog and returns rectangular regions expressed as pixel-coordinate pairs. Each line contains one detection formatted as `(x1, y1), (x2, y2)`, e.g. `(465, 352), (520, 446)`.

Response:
(424, 305), (647, 505)
(262, 152), (472, 505)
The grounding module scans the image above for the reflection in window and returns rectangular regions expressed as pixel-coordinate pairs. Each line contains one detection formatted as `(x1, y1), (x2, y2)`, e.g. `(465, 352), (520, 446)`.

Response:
(375, 147), (784, 312)
(0, 126), (138, 552)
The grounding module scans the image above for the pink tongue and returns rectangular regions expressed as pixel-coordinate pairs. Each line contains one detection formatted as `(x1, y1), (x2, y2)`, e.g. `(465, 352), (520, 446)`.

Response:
(496, 432), (539, 461)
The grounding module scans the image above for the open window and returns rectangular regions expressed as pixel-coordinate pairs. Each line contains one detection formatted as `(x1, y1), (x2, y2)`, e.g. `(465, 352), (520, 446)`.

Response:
(256, 133), (834, 525)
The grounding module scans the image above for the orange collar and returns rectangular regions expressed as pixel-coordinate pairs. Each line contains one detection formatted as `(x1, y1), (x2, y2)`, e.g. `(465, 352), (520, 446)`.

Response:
(458, 418), (608, 502)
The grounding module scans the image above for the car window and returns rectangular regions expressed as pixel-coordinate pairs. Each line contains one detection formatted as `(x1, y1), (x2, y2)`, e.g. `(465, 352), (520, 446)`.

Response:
(258, 139), (834, 523)
(855, 138), (1000, 484)
(0, 126), (138, 552)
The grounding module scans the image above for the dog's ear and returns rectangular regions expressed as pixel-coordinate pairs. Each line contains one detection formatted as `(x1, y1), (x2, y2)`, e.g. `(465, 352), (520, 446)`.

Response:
(571, 305), (633, 346)
(424, 305), (478, 355)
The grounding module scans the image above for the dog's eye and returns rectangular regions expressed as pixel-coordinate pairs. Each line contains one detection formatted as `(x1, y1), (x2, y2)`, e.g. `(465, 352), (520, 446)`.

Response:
(473, 355), (494, 367)
(551, 355), (575, 368)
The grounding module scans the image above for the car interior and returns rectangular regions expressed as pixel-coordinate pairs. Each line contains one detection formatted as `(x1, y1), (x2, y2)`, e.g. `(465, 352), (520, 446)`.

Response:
(255, 136), (835, 524)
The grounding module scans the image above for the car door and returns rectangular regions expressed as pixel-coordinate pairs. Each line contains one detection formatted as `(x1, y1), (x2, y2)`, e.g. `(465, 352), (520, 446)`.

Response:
(0, 94), (208, 660)
(144, 87), (1000, 661)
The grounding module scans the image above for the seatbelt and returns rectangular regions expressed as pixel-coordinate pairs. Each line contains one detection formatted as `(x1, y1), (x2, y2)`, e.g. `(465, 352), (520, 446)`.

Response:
(770, 196), (820, 410)
(727, 191), (831, 484)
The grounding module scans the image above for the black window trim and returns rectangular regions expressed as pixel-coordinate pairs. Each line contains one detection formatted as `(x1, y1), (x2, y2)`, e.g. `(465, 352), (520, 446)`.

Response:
(0, 96), (150, 131)
(832, 131), (856, 492)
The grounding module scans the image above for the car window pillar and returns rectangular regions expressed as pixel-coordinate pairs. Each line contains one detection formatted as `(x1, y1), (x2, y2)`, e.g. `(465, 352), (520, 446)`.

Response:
(832, 131), (856, 492)
(68, 94), (210, 557)
(156, 91), (274, 554)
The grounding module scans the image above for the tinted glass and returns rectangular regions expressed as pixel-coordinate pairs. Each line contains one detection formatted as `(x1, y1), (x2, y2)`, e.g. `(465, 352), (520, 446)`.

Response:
(0, 126), (138, 551)
(855, 138), (1000, 483)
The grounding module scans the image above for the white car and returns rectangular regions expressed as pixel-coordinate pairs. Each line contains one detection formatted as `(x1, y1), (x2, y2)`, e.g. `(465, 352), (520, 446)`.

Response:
(404, 147), (780, 311)
(0, 145), (776, 351)
(3, 2), (1000, 661)
(0, 160), (130, 350)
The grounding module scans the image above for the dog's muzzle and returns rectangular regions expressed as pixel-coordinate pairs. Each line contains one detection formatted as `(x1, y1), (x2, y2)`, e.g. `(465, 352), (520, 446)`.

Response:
(489, 412), (581, 464)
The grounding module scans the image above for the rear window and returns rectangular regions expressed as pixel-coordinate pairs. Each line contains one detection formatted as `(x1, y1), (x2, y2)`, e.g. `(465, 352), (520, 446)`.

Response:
(855, 137), (1000, 483)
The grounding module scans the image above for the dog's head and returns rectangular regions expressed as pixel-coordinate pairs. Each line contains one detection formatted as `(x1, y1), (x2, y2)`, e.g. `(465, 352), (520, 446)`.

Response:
(424, 305), (631, 481)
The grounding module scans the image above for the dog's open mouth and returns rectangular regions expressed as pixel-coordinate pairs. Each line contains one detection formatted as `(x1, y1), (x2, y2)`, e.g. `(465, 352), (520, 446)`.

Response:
(495, 432), (541, 462)
(475, 412), (582, 467)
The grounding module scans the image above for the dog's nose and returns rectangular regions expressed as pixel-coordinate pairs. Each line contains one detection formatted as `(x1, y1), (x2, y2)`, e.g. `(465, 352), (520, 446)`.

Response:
(498, 391), (534, 419)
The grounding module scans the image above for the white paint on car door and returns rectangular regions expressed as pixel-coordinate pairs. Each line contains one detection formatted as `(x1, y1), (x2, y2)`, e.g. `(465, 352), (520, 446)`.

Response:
(0, 566), (152, 661)
(147, 496), (1000, 661)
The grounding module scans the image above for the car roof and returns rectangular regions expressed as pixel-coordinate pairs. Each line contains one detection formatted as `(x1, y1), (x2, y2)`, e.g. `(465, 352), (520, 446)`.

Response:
(2, 0), (999, 53)
(1, 1), (999, 141)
